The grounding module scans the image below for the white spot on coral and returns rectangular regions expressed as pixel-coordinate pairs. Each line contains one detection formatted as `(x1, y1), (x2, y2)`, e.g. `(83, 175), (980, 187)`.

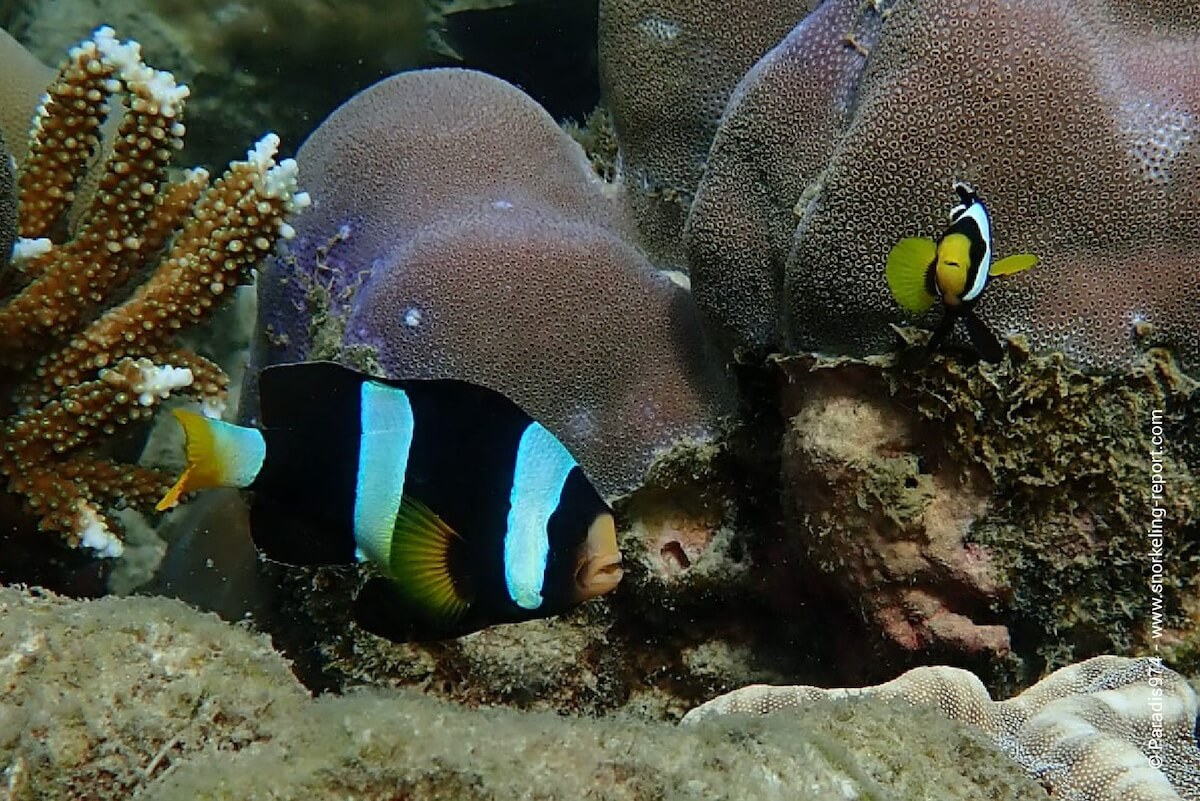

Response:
(491, 199), (515, 210)
(93, 26), (189, 116)
(77, 503), (124, 558)
(562, 407), (599, 441)
(201, 395), (227, 419)
(403, 307), (422, 328)
(1118, 100), (1195, 184)
(12, 237), (52, 262)
(638, 15), (681, 43)
(130, 361), (194, 406)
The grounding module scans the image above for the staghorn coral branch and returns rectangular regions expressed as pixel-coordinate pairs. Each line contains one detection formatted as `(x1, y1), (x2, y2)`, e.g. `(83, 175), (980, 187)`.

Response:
(0, 27), (307, 558)
(0, 28), (190, 364)
(56, 457), (175, 514)
(18, 141), (300, 406)
(17, 34), (116, 238)
(5, 467), (125, 556)
(4, 357), (193, 461)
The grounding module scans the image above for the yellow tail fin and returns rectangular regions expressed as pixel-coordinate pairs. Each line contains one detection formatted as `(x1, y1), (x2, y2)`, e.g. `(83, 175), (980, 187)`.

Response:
(156, 410), (266, 511)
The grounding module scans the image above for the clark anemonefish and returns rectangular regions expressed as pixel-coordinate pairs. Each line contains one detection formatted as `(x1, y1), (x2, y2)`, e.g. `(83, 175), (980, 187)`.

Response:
(885, 182), (1038, 362)
(156, 361), (623, 642)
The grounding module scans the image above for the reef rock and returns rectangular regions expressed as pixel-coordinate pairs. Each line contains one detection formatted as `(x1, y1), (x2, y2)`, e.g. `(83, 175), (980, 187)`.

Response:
(774, 345), (1200, 672)
(256, 67), (730, 497)
(687, 0), (1200, 374)
(686, 655), (1200, 801)
(598, 0), (814, 267)
(0, 585), (1046, 801)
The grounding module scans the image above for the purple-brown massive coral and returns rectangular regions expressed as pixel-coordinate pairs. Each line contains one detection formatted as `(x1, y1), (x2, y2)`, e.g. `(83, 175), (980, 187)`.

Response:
(598, 0), (814, 268)
(255, 68), (730, 496)
(686, 0), (1200, 373)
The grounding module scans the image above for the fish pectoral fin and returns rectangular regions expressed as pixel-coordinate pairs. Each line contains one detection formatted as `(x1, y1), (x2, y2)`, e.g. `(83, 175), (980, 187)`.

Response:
(989, 253), (1038, 276)
(964, 313), (1005, 363)
(886, 237), (938, 313)
(384, 495), (472, 623)
(155, 410), (264, 511)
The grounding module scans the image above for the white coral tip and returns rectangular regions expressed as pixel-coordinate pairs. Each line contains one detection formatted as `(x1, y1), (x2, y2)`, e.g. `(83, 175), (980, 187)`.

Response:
(77, 503), (124, 558)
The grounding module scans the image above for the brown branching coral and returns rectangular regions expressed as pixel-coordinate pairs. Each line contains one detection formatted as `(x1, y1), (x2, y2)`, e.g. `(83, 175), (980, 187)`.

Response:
(0, 27), (307, 558)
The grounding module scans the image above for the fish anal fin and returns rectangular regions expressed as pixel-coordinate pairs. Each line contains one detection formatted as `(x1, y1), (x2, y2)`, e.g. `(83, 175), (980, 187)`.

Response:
(989, 253), (1038, 277)
(886, 237), (938, 313)
(964, 313), (1005, 363)
(383, 495), (472, 624)
(353, 576), (481, 643)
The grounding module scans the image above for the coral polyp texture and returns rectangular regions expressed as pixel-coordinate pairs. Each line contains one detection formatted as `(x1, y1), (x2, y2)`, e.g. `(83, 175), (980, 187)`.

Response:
(684, 656), (1200, 801)
(686, 0), (1200, 373)
(0, 28), (306, 557)
(256, 67), (730, 497)
(598, 0), (814, 267)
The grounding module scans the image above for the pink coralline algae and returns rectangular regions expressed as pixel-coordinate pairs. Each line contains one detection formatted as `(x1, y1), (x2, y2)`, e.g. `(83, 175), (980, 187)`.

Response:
(255, 68), (730, 496)
(686, 0), (1200, 373)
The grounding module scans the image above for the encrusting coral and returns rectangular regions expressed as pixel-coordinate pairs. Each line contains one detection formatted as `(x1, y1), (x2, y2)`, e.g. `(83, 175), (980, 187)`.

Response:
(686, 0), (1200, 374)
(255, 67), (730, 497)
(0, 27), (307, 557)
(684, 655), (1200, 801)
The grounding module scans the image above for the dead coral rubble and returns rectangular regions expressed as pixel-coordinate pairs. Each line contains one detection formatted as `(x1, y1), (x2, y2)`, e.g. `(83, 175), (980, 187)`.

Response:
(0, 28), (307, 557)
(685, 655), (1200, 801)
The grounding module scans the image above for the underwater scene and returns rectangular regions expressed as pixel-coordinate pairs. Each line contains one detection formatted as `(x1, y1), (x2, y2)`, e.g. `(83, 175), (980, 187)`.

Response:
(0, 0), (1197, 798)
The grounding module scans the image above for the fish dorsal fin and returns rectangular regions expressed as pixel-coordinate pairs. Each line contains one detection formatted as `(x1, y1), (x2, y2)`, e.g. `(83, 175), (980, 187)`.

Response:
(384, 495), (472, 622)
(989, 253), (1038, 277)
(886, 237), (938, 313)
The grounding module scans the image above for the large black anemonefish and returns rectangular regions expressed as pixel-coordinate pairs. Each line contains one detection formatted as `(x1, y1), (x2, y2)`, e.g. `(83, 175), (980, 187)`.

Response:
(155, 361), (623, 642)
(885, 182), (1038, 362)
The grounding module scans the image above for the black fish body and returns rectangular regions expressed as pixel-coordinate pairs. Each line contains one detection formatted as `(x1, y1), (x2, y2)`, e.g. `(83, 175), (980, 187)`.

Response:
(158, 361), (623, 642)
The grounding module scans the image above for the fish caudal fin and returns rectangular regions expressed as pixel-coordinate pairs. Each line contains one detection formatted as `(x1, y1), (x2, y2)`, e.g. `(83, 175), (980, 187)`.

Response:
(886, 237), (938, 313)
(989, 253), (1038, 277)
(156, 410), (266, 511)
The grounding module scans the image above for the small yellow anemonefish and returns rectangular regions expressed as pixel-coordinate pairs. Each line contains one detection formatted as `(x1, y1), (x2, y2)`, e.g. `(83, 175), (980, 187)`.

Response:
(885, 182), (1038, 362)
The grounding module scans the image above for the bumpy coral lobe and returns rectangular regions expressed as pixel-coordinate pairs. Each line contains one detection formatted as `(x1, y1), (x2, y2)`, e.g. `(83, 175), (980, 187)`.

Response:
(686, 656), (1200, 801)
(257, 68), (729, 496)
(598, 0), (814, 267)
(688, 0), (1200, 374)
(685, 0), (881, 349)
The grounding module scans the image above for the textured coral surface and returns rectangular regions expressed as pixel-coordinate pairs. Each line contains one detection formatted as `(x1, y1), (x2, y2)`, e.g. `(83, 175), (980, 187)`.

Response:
(686, 656), (1200, 801)
(0, 586), (1047, 801)
(688, 0), (1200, 374)
(598, 0), (814, 267)
(256, 67), (730, 496)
